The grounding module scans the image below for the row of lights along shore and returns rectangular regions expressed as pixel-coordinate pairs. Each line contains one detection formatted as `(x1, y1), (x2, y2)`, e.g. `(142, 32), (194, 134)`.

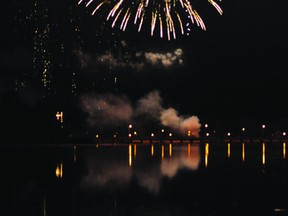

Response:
(128, 124), (173, 139)
(204, 123), (287, 138)
(94, 123), (288, 140)
(55, 111), (286, 140)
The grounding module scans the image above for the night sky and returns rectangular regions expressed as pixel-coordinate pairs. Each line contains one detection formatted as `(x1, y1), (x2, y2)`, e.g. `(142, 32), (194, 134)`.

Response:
(0, 0), (287, 141)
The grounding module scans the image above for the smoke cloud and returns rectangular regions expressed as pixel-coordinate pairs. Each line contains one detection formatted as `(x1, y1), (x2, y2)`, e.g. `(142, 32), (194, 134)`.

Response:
(161, 108), (201, 137)
(74, 45), (183, 71)
(134, 90), (163, 119)
(81, 143), (201, 194)
(81, 93), (133, 128)
(80, 90), (201, 137)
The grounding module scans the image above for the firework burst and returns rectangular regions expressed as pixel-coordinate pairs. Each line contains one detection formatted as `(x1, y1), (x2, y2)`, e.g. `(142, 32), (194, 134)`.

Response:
(78, 0), (223, 40)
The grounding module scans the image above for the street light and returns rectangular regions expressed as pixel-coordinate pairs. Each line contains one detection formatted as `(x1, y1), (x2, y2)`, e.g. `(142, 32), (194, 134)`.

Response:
(283, 132), (286, 141)
(161, 128), (165, 141)
(128, 124), (132, 138)
(204, 124), (209, 137)
(241, 127), (246, 141)
(169, 132), (172, 142)
(261, 124), (266, 138)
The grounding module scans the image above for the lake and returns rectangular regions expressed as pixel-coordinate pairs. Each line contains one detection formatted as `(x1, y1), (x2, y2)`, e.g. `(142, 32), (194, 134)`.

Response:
(0, 141), (287, 216)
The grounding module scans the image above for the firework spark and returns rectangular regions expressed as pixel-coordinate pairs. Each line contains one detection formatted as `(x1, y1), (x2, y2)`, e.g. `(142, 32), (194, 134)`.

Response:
(78, 0), (223, 40)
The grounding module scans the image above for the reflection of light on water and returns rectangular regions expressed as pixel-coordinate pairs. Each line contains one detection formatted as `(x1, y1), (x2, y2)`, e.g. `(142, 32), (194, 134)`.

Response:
(128, 144), (133, 167)
(227, 143), (231, 158)
(242, 143), (245, 162)
(274, 208), (286, 212)
(43, 195), (46, 216)
(205, 143), (209, 168)
(151, 144), (154, 156)
(283, 142), (286, 159)
(161, 145), (165, 159)
(79, 141), (288, 197)
(56, 162), (63, 178)
(74, 145), (77, 163)
(81, 143), (202, 194)
(169, 143), (172, 157)
(161, 143), (200, 178)
(262, 143), (266, 165)
(134, 144), (137, 157)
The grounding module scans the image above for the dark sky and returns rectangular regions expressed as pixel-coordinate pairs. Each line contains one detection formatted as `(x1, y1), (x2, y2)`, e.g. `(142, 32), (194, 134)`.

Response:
(1, 0), (288, 135)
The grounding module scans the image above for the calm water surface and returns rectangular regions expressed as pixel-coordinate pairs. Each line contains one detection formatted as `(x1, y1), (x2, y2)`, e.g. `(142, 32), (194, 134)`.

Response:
(0, 141), (288, 216)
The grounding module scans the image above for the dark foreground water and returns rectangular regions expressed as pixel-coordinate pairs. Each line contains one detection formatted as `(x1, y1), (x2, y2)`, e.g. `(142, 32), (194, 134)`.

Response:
(0, 141), (288, 216)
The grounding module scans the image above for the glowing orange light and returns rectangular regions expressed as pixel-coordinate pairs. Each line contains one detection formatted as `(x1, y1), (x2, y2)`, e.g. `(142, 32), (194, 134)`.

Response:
(227, 143), (231, 158)
(128, 144), (132, 167)
(262, 143), (266, 165)
(151, 144), (154, 156)
(134, 144), (137, 157)
(169, 143), (172, 157)
(205, 143), (209, 168)
(55, 162), (63, 178)
(56, 111), (63, 123)
(283, 142), (286, 159)
(242, 143), (245, 162)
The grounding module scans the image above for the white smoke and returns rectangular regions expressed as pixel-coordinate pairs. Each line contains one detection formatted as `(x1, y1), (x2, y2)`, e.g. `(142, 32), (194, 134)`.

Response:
(74, 46), (183, 71)
(134, 90), (163, 119)
(135, 90), (201, 137)
(144, 48), (183, 68)
(80, 90), (201, 137)
(161, 108), (201, 137)
(80, 93), (133, 127)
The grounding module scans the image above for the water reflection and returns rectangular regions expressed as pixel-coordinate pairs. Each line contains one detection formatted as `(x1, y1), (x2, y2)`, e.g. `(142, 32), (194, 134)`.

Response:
(283, 142), (286, 159)
(81, 143), (200, 194)
(161, 144), (165, 159)
(169, 143), (173, 157)
(161, 143), (200, 178)
(242, 142), (245, 162)
(262, 142), (266, 165)
(128, 144), (132, 166)
(1, 141), (288, 216)
(73, 145), (77, 163)
(55, 162), (63, 178)
(43, 195), (47, 216)
(227, 142), (231, 158)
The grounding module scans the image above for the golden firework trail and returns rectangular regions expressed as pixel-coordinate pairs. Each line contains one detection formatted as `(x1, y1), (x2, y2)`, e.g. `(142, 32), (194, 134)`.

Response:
(78, 0), (223, 40)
